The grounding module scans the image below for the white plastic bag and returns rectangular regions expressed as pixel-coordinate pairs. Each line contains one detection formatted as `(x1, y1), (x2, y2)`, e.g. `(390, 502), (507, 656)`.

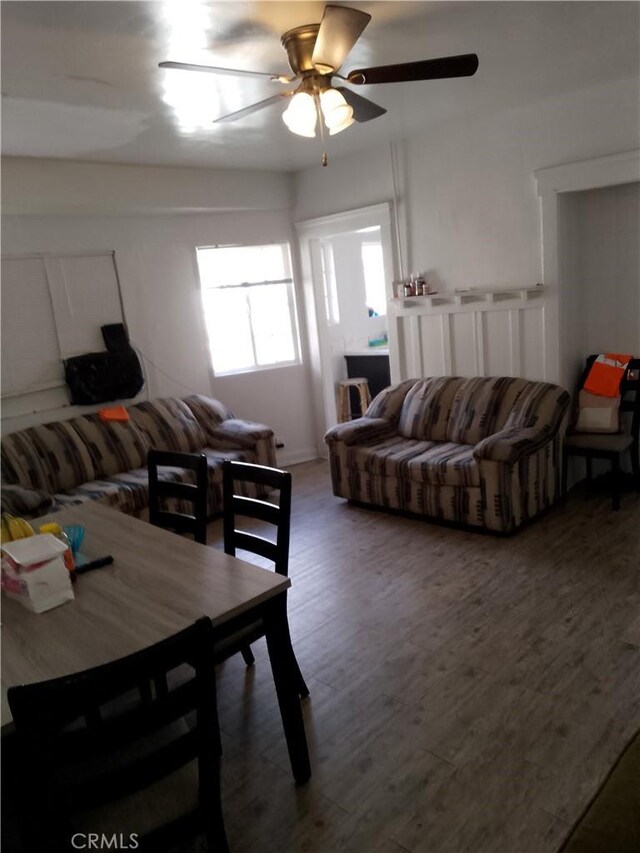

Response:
(1, 534), (75, 613)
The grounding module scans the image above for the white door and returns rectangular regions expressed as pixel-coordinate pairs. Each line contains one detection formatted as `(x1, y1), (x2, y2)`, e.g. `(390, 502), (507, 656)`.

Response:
(297, 203), (397, 454)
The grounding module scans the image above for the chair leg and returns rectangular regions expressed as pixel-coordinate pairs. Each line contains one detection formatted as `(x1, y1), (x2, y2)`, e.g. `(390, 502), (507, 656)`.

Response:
(241, 644), (255, 667)
(611, 456), (621, 511)
(293, 655), (310, 699)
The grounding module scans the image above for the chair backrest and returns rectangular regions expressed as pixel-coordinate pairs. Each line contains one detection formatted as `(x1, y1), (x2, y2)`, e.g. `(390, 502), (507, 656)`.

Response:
(222, 460), (292, 577)
(7, 618), (227, 853)
(148, 449), (208, 544)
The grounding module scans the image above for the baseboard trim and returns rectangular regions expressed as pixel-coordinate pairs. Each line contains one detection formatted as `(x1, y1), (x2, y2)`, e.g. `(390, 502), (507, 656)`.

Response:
(276, 447), (322, 467)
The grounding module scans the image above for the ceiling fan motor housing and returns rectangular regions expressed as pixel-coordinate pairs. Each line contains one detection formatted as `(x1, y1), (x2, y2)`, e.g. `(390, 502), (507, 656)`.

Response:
(281, 24), (321, 75)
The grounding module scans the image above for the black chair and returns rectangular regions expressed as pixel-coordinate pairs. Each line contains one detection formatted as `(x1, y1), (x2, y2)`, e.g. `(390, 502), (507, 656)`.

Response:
(219, 460), (309, 698)
(563, 356), (640, 509)
(7, 618), (228, 853)
(148, 449), (208, 544)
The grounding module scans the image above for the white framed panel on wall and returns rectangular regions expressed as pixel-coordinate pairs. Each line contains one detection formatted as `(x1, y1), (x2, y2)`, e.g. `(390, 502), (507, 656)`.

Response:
(450, 312), (477, 376)
(419, 314), (445, 376)
(1, 251), (125, 401)
(483, 310), (512, 376)
(0, 256), (63, 396)
(389, 286), (549, 381)
(520, 306), (545, 380)
(45, 252), (124, 359)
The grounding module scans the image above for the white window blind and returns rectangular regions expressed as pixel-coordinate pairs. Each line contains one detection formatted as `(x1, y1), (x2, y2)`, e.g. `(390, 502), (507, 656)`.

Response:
(1, 251), (124, 398)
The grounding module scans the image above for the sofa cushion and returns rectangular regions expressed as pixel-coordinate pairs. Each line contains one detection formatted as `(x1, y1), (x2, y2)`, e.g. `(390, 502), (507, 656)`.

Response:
(70, 414), (150, 479)
(53, 476), (147, 515)
(502, 381), (571, 431)
(398, 377), (465, 441)
(10, 421), (96, 494)
(446, 377), (530, 445)
(128, 398), (206, 453)
(347, 436), (480, 487)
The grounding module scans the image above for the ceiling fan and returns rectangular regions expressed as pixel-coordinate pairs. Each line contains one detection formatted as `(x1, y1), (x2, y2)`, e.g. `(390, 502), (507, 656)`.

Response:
(160, 4), (479, 164)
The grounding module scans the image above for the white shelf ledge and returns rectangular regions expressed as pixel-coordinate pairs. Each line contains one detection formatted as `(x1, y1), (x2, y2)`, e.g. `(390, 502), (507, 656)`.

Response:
(390, 285), (546, 314)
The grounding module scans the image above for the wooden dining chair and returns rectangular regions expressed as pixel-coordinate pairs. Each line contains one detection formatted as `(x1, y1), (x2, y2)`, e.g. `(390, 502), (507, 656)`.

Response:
(563, 356), (640, 509)
(219, 460), (309, 698)
(148, 449), (208, 544)
(7, 618), (228, 853)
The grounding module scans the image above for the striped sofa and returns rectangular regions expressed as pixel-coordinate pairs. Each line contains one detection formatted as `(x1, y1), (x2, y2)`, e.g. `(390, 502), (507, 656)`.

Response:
(1, 396), (276, 519)
(325, 376), (571, 533)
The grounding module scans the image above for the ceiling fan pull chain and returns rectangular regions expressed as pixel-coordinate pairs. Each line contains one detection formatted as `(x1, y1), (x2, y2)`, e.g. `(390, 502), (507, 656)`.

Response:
(313, 91), (329, 167)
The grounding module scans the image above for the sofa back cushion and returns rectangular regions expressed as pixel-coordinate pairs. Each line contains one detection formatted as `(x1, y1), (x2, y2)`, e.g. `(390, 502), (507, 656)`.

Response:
(502, 381), (571, 432)
(183, 395), (235, 441)
(3, 421), (96, 494)
(398, 377), (465, 441)
(367, 379), (419, 424)
(70, 414), (150, 478)
(129, 398), (206, 453)
(2, 431), (51, 491)
(446, 377), (533, 445)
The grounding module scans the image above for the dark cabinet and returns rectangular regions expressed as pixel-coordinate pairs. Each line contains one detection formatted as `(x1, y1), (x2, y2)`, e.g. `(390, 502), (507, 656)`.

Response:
(345, 352), (391, 412)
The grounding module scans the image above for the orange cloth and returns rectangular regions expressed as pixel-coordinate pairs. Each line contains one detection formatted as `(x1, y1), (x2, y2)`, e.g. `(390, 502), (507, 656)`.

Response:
(583, 353), (633, 398)
(98, 405), (130, 422)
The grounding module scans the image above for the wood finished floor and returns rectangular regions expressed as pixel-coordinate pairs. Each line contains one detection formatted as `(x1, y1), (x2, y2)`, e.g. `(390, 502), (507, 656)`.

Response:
(208, 460), (640, 853)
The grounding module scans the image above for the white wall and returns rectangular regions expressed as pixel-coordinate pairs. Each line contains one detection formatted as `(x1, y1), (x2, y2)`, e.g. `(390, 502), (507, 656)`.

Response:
(1, 161), (318, 464)
(1, 158), (291, 215)
(293, 75), (640, 297)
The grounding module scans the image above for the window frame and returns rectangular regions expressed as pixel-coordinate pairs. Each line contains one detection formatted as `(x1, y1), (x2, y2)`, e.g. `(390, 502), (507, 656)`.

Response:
(196, 242), (302, 378)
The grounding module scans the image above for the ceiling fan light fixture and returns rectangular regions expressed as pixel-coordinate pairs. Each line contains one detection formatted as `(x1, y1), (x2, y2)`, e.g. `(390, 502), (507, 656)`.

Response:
(320, 88), (354, 132)
(282, 91), (317, 137)
(328, 115), (355, 135)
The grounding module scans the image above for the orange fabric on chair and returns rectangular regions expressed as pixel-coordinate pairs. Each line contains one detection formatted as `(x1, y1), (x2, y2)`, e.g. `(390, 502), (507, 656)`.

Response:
(583, 354), (633, 398)
(98, 405), (130, 422)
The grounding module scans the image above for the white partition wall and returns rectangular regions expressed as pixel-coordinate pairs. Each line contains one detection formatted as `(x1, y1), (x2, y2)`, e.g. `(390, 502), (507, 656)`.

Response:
(388, 287), (549, 382)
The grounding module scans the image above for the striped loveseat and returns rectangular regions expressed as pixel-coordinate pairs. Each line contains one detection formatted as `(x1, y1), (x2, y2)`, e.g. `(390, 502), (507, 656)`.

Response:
(325, 376), (571, 532)
(1, 396), (276, 519)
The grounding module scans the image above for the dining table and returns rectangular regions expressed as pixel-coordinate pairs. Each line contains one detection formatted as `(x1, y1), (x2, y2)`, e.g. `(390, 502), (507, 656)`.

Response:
(0, 501), (311, 784)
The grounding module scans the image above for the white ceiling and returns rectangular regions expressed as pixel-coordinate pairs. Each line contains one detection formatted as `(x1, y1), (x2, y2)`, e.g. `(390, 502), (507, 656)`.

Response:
(1, 1), (638, 173)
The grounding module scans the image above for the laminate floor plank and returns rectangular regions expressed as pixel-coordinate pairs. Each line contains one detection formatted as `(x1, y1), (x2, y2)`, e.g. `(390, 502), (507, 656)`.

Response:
(203, 459), (640, 853)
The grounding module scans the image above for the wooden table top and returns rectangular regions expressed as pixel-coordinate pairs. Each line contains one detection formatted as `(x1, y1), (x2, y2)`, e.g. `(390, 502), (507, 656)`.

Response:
(1, 502), (290, 725)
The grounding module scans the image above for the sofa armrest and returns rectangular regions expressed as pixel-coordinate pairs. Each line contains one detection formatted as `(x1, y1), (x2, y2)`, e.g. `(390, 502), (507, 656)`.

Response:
(206, 419), (274, 450)
(473, 427), (550, 464)
(1, 484), (55, 518)
(325, 418), (397, 446)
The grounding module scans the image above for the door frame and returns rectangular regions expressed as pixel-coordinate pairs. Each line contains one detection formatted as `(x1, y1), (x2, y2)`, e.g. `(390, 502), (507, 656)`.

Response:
(296, 202), (397, 455)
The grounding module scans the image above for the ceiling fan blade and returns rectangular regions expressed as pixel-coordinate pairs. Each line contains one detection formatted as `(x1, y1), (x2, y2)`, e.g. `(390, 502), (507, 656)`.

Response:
(336, 87), (386, 122)
(213, 92), (292, 124)
(159, 61), (291, 82)
(311, 5), (372, 75)
(347, 53), (479, 85)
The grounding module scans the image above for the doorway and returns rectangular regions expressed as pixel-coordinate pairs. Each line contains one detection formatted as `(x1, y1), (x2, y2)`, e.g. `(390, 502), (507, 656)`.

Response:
(297, 203), (396, 453)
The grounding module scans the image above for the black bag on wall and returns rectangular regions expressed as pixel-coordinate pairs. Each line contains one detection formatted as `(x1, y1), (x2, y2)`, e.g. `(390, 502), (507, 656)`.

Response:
(64, 347), (144, 405)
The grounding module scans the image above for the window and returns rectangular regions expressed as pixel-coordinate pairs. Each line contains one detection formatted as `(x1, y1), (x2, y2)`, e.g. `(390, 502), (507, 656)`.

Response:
(319, 240), (340, 325)
(197, 243), (301, 376)
(359, 227), (387, 318)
